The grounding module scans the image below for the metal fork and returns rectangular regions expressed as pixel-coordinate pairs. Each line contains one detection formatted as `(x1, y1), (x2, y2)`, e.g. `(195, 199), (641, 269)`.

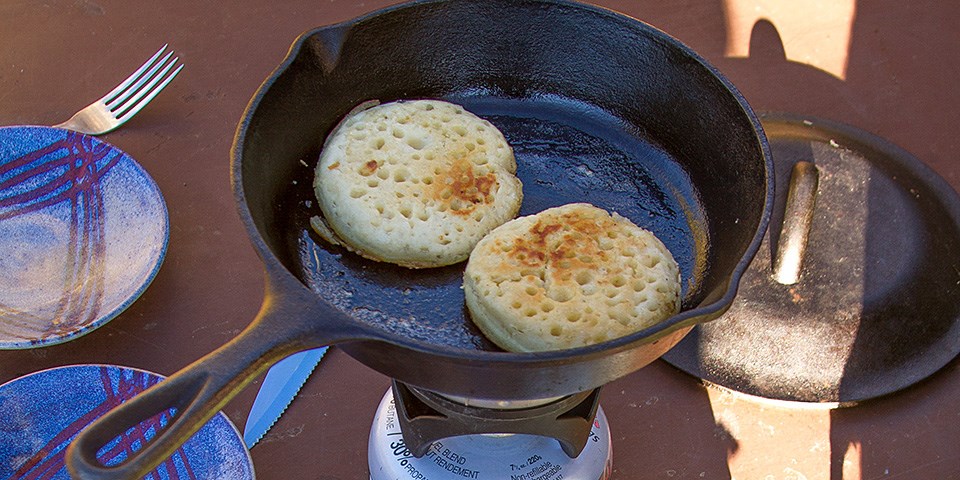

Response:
(54, 45), (184, 135)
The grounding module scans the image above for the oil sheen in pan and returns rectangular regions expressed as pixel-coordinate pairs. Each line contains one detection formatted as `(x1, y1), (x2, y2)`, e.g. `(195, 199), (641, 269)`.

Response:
(290, 95), (703, 350)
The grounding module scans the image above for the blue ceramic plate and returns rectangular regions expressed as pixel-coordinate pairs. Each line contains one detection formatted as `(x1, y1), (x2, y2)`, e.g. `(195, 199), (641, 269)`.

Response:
(0, 126), (168, 349)
(0, 364), (255, 479)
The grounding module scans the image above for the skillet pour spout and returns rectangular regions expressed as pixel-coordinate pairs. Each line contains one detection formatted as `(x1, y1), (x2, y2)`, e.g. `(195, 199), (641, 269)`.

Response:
(68, 0), (773, 477)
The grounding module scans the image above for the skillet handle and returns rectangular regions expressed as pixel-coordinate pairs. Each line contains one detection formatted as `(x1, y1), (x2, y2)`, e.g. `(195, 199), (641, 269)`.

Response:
(64, 270), (364, 479)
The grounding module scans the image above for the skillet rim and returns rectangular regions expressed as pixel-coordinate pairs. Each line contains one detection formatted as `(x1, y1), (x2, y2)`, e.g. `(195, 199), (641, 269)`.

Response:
(229, 0), (775, 364)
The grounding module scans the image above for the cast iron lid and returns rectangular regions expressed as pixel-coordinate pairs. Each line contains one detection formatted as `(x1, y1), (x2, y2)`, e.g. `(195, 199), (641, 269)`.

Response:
(663, 112), (960, 406)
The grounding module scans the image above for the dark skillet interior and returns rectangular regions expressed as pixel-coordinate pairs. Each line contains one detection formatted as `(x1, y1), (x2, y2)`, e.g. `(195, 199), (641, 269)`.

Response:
(238, 0), (770, 355)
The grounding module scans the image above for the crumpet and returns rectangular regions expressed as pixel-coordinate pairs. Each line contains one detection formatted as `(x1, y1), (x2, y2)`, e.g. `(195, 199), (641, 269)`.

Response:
(464, 203), (681, 352)
(312, 100), (523, 268)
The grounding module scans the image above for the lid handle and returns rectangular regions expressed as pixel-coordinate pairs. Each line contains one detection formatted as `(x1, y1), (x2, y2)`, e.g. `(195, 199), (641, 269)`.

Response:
(772, 161), (820, 285)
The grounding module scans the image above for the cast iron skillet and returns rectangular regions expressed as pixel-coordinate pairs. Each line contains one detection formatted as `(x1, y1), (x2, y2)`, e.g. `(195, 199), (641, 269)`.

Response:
(68, 0), (773, 477)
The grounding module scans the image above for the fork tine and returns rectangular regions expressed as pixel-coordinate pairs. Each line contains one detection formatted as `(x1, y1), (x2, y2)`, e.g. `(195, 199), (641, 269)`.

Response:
(106, 51), (175, 111)
(113, 56), (180, 117)
(114, 62), (184, 122)
(101, 45), (169, 105)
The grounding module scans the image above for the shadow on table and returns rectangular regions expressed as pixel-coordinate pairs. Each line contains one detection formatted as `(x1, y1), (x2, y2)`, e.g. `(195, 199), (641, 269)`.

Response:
(647, 0), (960, 478)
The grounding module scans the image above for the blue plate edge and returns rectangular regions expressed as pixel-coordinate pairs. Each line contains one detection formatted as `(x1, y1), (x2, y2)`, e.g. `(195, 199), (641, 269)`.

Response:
(0, 125), (172, 350)
(0, 363), (255, 479)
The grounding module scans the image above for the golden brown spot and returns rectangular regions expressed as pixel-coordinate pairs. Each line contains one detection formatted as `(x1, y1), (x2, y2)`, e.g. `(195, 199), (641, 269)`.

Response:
(498, 221), (557, 267)
(534, 223), (563, 239)
(507, 239), (546, 266)
(327, 161), (341, 170)
(432, 156), (497, 216)
(505, 213), (617, 277)
(360, 160), (379, 176)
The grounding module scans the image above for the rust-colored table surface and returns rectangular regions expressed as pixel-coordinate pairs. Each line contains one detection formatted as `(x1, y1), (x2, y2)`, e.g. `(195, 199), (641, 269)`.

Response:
(2, 1), (958, 478)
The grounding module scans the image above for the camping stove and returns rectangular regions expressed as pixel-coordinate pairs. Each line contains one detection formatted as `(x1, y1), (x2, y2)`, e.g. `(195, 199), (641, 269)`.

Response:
(368, 381), (612, 480)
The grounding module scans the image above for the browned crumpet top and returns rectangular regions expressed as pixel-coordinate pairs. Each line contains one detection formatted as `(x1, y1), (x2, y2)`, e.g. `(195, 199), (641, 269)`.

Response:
(312, 100), (523, 268)
(464, 203), (681, 352)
